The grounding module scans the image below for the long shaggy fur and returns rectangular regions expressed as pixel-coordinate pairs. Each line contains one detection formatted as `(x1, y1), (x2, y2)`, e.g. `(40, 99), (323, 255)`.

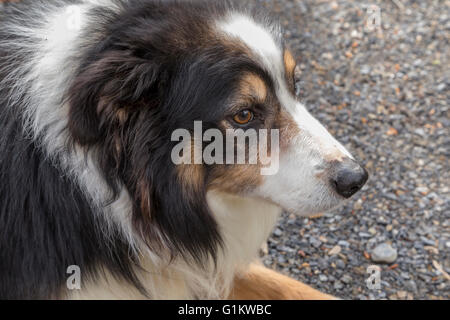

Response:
(0, 0), (281, 299)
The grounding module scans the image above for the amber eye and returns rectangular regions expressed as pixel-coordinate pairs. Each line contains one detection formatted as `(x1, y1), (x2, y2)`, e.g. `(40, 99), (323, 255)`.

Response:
(233, 110), (254, 125)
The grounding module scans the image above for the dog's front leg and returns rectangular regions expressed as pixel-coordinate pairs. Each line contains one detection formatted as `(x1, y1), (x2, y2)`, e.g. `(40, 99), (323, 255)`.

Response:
(229, 263), (336, 300)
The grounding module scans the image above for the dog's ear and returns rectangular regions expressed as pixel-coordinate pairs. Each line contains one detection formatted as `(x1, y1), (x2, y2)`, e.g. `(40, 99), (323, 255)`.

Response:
(67, 50), (162, 145)
(129, 139), (223, 265)
(68, 50), (222, 265)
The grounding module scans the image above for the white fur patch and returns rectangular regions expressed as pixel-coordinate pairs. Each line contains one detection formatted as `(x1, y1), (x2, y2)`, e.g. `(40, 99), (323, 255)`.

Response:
(219, 14), (282, 65)
(217, 13), (285, 88)
(0, 1), (140, 248)
(72, 191), (282, 300)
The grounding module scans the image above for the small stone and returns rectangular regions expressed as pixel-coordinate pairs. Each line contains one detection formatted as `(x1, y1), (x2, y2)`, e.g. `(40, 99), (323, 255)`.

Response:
(273, 228), (283, 237)
(421, 237), (436, 246)
(360, 65), (371, 75)
(310, 237), (322, 248)
(397, 291), (408, 299)
(277, 256), (287, 264)
(405, 280), (418, 293)
(359, 232), (372, 238)
(416, 186), (429, 195)
(436, 83), (446, 92)
(328, 245), (342, 256)
(424, 246), (439, 254)
(354, 200), (363, 210)
(371, 243), (398, 264)
(319, 275), (328, 282)
(338, 240), (350, 247)
(341, 275), (353, 284)
(437, 283), (447, 290)
(400, 272), (410, 280)
(334, 281), (344, 290)
(336, 260), (346, 269)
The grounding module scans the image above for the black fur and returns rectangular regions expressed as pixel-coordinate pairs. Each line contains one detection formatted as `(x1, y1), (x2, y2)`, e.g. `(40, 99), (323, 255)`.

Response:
(0, 91), (142, 300)
(0, 0), (281, 299)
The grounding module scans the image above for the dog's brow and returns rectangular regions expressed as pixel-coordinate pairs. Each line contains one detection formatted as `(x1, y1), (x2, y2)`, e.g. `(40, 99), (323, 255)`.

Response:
(239, 73), (267, 102)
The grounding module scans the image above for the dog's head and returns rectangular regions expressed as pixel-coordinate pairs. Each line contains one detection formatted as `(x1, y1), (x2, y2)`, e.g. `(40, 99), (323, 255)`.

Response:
(67, 1), (367, 261)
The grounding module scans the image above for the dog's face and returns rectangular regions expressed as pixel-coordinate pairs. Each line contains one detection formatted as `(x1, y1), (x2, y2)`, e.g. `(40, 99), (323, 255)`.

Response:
(67, 2), (367, 259)
(210, 14), (368, 216)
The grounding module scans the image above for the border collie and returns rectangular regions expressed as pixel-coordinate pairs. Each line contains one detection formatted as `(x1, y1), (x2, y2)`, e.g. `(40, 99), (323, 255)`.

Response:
(0, 0), (368, 299)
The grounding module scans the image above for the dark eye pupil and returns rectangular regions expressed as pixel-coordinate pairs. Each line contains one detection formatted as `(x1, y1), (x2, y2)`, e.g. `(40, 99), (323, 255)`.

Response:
(240, 111), (249, 119)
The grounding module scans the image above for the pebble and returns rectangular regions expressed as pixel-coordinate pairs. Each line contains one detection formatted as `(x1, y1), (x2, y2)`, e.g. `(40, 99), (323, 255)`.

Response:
(336, 260), (346, 269)
(397, 291), (408, 299)
(309, 237), (322, 248)
(436, 83), (446, 92)
(405, 280), (418, 293)
(338, 240), (350, 247)
(341, 275), (353, 284)
(319, 275), (328, 282)
(273, 228), (283, 237)
(328, 245), (342, 255)
(334, 281), (344, 290)
(371, 243), (398, 264)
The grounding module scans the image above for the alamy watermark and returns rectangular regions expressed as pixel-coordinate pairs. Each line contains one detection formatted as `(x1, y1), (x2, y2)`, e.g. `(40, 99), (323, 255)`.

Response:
(366, 265), (382, 290)
(171, 121), (280, 176)
(363, 4), (382, 34)
(66, 265), (81, 290)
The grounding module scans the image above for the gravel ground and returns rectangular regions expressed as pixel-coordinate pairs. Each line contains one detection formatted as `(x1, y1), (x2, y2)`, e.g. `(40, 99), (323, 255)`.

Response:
(251, 0), (449, 300)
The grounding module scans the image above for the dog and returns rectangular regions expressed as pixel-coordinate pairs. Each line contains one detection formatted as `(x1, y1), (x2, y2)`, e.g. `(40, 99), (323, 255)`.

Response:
(0, 0), (368, 299)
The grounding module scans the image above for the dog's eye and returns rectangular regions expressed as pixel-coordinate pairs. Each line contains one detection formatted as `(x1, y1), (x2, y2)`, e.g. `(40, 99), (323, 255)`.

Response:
(233, 110), (254, 125)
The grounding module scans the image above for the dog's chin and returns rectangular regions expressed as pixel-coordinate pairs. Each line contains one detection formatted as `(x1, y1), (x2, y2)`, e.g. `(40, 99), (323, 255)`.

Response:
(216, 189), (346, 218)
(281, 197), (346, 218)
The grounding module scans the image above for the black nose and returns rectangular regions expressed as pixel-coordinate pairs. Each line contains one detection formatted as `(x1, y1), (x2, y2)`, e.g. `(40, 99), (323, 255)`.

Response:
(331, 160), (368, 198)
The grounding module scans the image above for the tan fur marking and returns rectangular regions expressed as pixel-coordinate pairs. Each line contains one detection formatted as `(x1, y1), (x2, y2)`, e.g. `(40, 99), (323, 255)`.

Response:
(229, 263), (336, 300)
(283, 49), (297, 93)
(284, 49), (296, 79)
(173, 138), (205, 196)
(239, 73), (267, 102)
(208, 164), (263, 194)
(177, 163), (205, 194)
(116, 108), (129, 125)
(113, 132), (122, 161)
(139, 180), (151, 217)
